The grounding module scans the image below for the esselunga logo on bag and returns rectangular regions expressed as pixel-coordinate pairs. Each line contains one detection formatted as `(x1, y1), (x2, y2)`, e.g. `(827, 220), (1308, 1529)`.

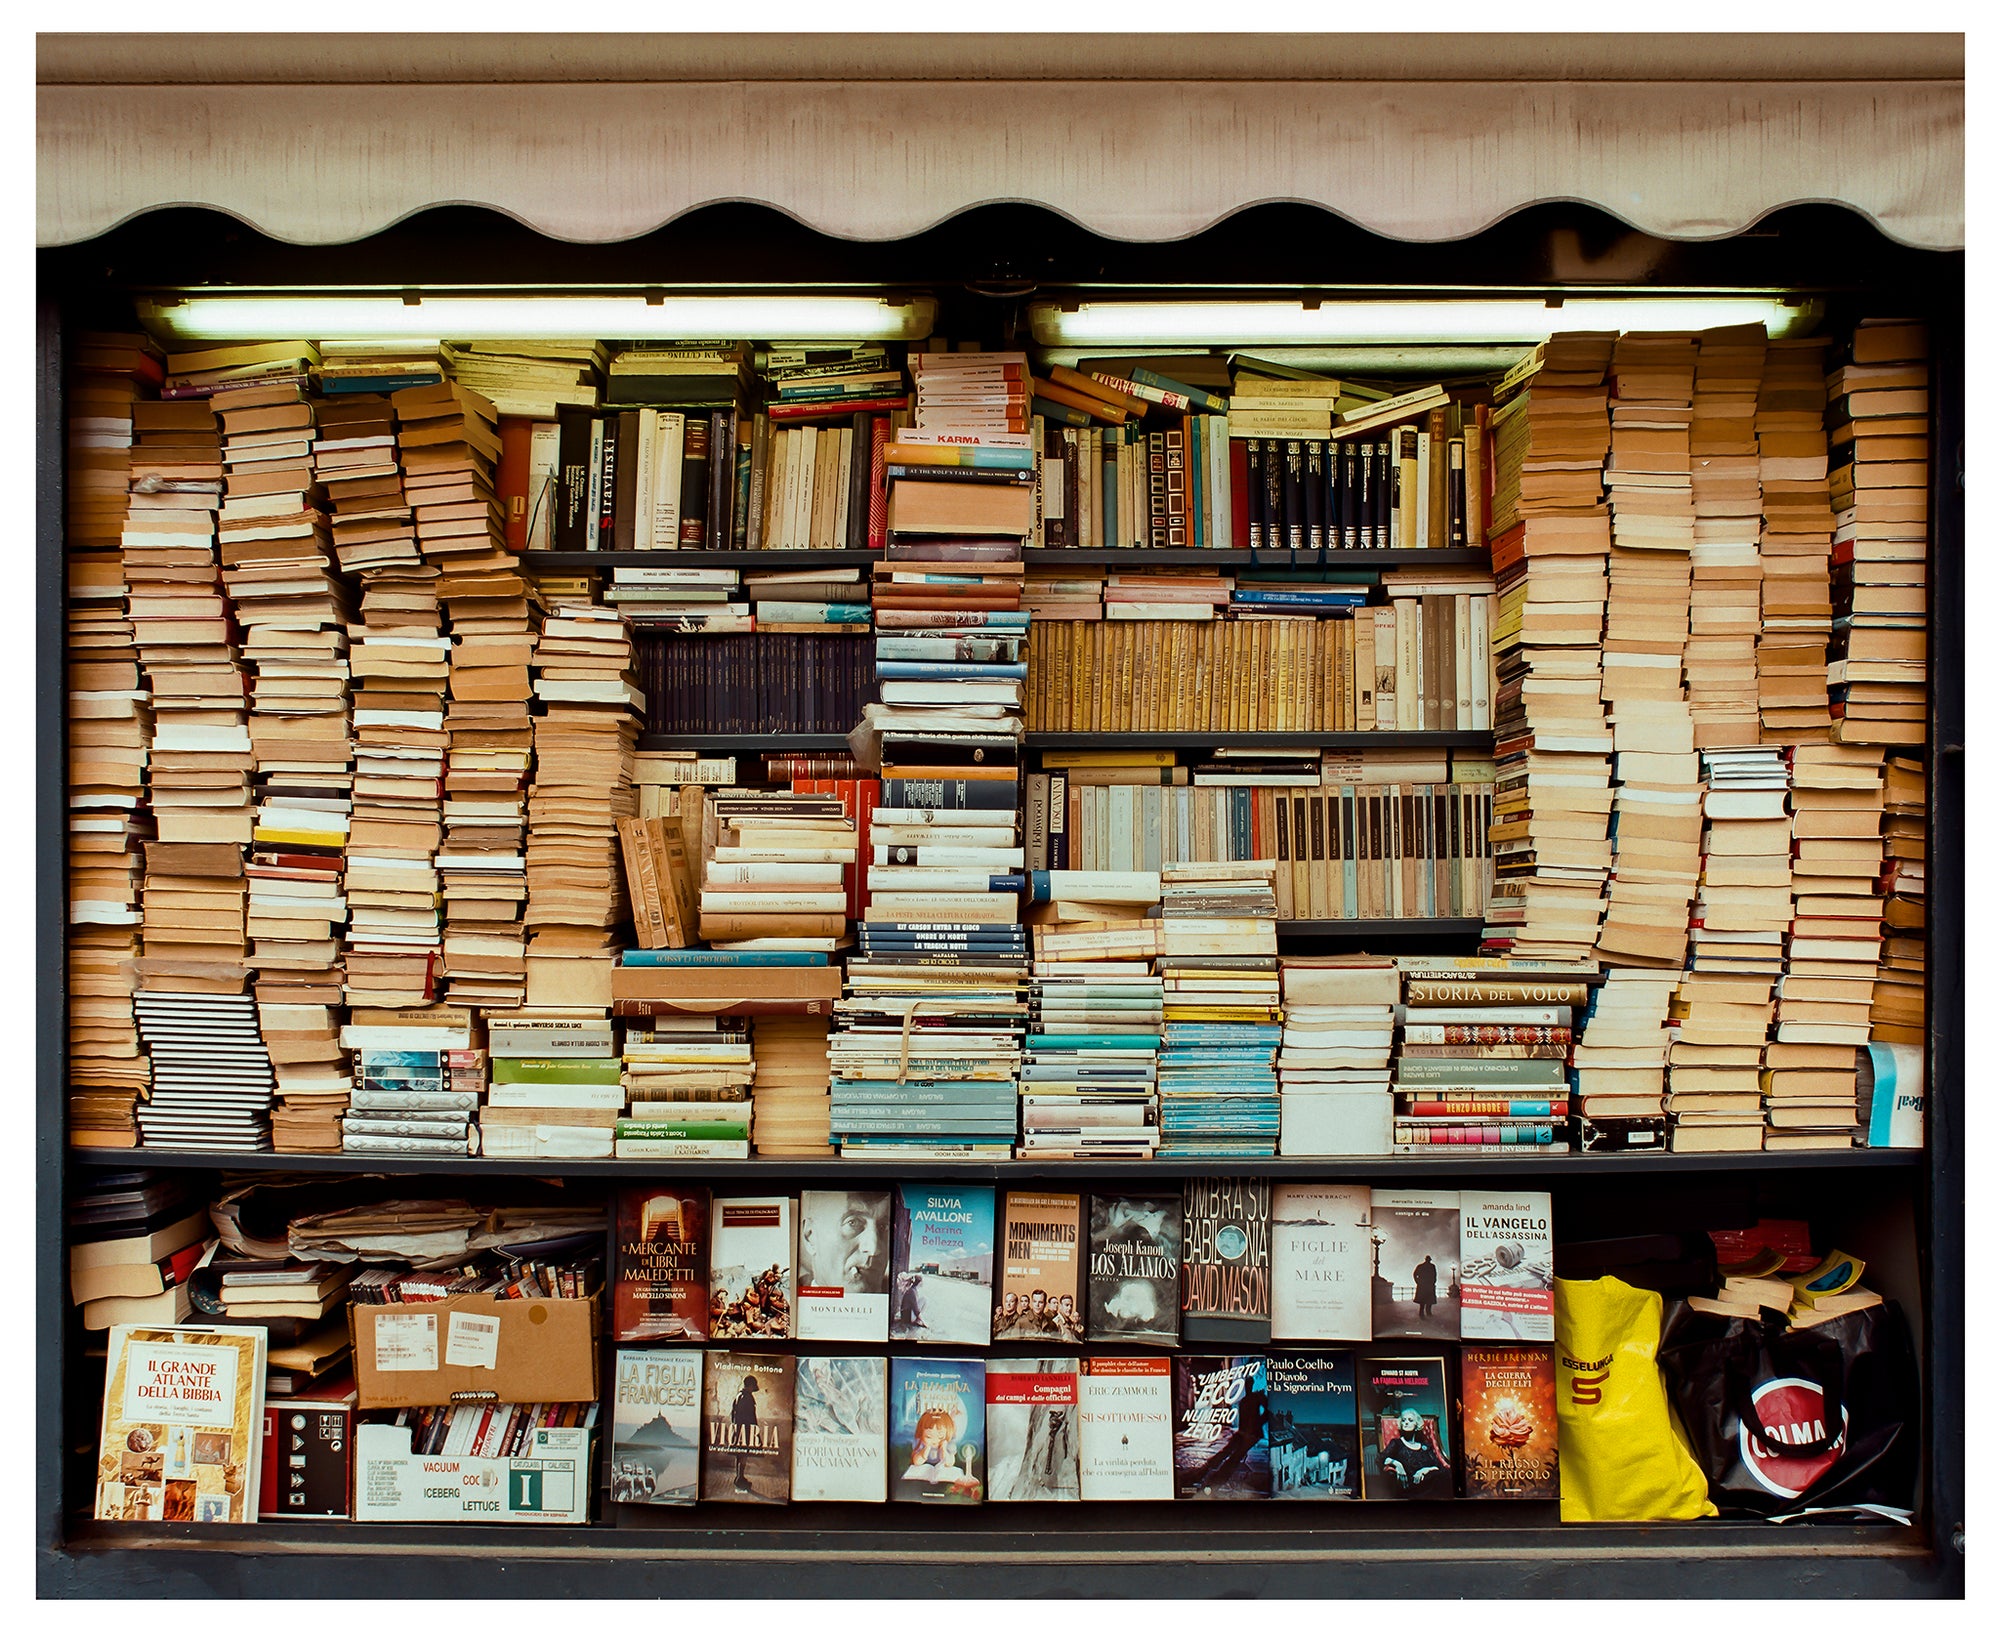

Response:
(1559, 1351), (1611, 1407)
(1740, 1376), (1848, 1498)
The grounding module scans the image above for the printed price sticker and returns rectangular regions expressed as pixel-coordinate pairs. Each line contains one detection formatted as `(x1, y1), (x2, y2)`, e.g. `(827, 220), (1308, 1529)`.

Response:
(445, 1311), (502, 1370)
(371, 1312), (438, 1372)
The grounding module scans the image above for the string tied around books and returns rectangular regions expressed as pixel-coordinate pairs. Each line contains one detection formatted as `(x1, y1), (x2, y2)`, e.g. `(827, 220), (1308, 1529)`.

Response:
(888, 998), (962, 1085)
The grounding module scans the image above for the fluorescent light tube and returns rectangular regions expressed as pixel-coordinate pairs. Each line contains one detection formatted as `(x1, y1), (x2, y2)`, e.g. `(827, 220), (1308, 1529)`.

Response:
(1029, 296), (1819, 346)
(139, 294), (937, 344)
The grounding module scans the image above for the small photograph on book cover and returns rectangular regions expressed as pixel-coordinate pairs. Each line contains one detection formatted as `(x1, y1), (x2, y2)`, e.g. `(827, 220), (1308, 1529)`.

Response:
(890, 1355), (985, 1504)
(611, 1348), (701, 1506)
(1171, 1356), (1271, 1500)
(1369, 1190), (1461, 1342)
(796, 1189), (891, 1343)
(701, 1350), (796, 1505)
(1267, 1353), (1360, 1499)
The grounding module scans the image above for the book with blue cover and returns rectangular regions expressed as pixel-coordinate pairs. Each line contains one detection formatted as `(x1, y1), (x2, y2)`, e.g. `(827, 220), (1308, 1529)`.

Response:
(890, 1355), (984, 1504)
(890, 1184), (996, 1345)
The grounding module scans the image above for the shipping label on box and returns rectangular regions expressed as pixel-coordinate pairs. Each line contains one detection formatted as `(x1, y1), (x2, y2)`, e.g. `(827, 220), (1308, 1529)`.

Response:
(353, 1423), (591, 1524)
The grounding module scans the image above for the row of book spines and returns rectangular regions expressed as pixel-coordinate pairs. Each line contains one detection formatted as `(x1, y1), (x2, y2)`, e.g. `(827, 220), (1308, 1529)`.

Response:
(635, 632), (877, 736)
(1239, 415), (1479, 557)
(1024, 598), (1493, 734)
(397, 1399), (598, 1460)
(1037, 414), (1232, 552)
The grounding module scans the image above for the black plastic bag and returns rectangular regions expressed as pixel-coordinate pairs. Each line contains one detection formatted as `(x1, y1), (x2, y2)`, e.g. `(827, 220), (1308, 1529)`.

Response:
(1657, 1299), (1919, 1519)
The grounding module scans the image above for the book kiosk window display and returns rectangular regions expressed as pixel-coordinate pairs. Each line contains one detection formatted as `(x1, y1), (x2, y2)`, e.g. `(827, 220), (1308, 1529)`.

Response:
(37, 195), (1960, 1596)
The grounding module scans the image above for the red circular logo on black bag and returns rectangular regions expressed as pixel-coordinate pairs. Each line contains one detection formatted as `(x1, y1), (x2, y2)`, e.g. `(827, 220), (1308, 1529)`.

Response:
(1739, 1375), (1849, 1498)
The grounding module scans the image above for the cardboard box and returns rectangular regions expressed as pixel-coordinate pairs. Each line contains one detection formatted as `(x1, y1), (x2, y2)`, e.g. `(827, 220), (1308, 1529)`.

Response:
(259, 1376), (357, 1519)
(351, 1292), (598, 1409)
(353, 1422), (591, 1524)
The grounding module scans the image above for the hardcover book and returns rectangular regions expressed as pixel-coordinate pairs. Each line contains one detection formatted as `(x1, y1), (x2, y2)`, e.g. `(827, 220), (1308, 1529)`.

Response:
(986, 1357), (1081, 1502)
(1267, 1353), (1360, 1499)
(1269, 1183), (1373, 1343)
(796, 1189), (892, 1343)
(1357, 1353), (1453, 1499)
(890, 1184), (996, 1346)
(613, 1186), (710, 1343)
(610, 1348), (701, 1505)
(709, 1196), (796, 1342)
(95, 1324), (267, 1523)
(890, 1355), (985, 1504)
(1087, 1192), (1182, 1346)
(1458, 1190), (1555, 1343)
(1077, 1357), (1175, 1501)
(1368, 1189), (1461, 1342)
(1458, 1346), (1559, 1500)
(994, 1191), (1084, 1343)
(792, 1353), (889, 1504)
(701, 1349), (796, 1504)
(1181, 1180), (1272, 1346)
(1172, 1356), (1271, 1500)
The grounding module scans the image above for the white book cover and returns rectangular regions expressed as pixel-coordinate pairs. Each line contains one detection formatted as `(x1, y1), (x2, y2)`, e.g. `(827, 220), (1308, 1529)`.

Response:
(795, 1190), (891, 1343)
(1276, 1090), (1393, 1156)
(791, 1354), (888, 1503)
(1458, 1190), (1556, 1342)
(709, 1196), (798, 1341)
(1077, 1357), (1174, 1500)
(1269, 1184), (1374, 1342)
(650, 410), (684, 549)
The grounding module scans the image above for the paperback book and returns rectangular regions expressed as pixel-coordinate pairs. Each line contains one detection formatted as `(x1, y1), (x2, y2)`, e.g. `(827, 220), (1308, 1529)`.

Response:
(994, 1191), (1084, 1343)
(1181, 1180), (1272, 1345)
(1369, 1189), (1461, 1342)
(1458, 1345), (1559, 1499)
(1357, 1353), (1453, 1499)
(1086, 1192), (1182, 1346)
(986, 1357), (1081, 1501)
(614, 1186), (710, 1342)
(1267, 1353), (1360, 1499)
(796, 1189), (892, 1343)
(1269, 1183), (1372, 1343)
(891, 1183), (996, 1346)
(1172, 1355), (1271, 1500)
(611, 1348), (701, 1505)
(792, 1353), (889, 1504)
(1078, 1356), (1175, 1500)
(709, 1196), (796, 1341)
(891, 1355), (985, 1504)
(95, 1324), (268, 1523)
(701, 1349), (796, 1504)
(1458, 1191), (1555, 1343)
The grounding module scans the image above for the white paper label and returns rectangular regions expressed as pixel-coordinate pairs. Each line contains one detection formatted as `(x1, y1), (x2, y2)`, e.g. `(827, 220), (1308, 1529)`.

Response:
(445, 1311), (502, 1370)
(372, 1312), (438, 1372)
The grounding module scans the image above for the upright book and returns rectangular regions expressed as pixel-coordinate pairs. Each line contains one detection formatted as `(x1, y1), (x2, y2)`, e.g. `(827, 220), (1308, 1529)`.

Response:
(614, 1186), (710, 1342)
(96, 1324), (267, 1523)
(1086, 1192), (1182, 1346)
(1269, 1183), (1373, 1343)
(1458, 1345), (1559, 1500)
(1458, 1190), (1555, 1343)
(1171, 1356), (1271, 1500)
(1369, 1189), (1461, 1342)
(1181, 1179), (1272, 1346)
(611, 1348), (701, 1505)
(1267, 1353), (1360, 1499)
(795, 1189), (892, 1343)
(986, 1357), (1081, 1502)
(709, 1195), (797, 1341)
(701, 1349), (796, 1504)
(1077, 1356), (1175, 1501)
(1357, 1353), (1453, 1499)
(792, 1353), (889, 1504)
(890, 1355), (985, 1504)
(993, 1191), (1084, 1343)
(890, 1183), (996, 1346)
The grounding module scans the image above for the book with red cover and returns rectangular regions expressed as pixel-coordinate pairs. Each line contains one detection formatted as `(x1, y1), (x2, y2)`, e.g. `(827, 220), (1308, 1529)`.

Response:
(497, 415), (534, 552)
(614, 1186), (711, 1342)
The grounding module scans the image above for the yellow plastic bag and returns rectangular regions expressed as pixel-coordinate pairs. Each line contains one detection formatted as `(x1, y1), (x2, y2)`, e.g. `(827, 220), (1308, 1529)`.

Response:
(1555, 1275), (1717, 1522)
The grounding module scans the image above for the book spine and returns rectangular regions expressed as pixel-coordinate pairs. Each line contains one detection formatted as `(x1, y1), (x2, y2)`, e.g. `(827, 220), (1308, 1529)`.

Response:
(679, 414), (711, 546)
(595, 412), (618, 548)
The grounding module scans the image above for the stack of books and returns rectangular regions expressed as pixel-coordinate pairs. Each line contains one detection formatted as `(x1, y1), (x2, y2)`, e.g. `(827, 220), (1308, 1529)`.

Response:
(338, 1006), (479, 1155)
(1666, 971), (1776, 1146)
(66, 335), (164, 1146)
(1828, 320), (1929, 747)
(318, 342), (444, 396)
(439, 341), (605, 418)
(1483, 333), (1617, 961)
(1154, 861), (1281, 1158)
(747, 1012), (837, 1155)
(1274, 956), (1399, 1156)
(525, 602), (642, 986)
(1691, 747), (1793, 977)
(1872, 755), (1926, 1048)
(437, 555), (542, 1009)
(615, 1013), (754, 1160)
(67, 1168), (214, 1331)
(1572, 969), (1686, 1152)
(1022, 565), (1105, 623)
(1020, 870), (1164, 1159)
(605, 562), (742, 627)
(132, 990), (276, 1151)
(1755, 338), (1837, 739)
(483, 1012), (618, 1159)
(1392, 961), (1583, 1149)
(1685, 326), (1768, 745)
(698, 789), (857, 948)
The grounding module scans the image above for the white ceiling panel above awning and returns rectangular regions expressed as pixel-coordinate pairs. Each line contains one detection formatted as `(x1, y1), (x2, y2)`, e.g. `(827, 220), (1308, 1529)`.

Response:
(36, 58), (1964, 252)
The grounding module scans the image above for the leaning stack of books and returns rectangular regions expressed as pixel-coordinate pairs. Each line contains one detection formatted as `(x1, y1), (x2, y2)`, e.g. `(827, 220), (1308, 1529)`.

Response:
(1828, 319), (1929, 748)
(481, 1011), (616, 1159)
(132, 989), (276, 1152)
(1392, 960), (1585, 1150)
(1573, 969), (1690, 1152)
(1871, 755), (1926, 1048)
(1274, 956), (1399, 1156)
(1483, 333), (1617, 961)
(1755, 338), (1837, 740)
(435, 553), (543, 1010)
(1019, 870), (1165, 1159)
(1154, 861), (1282, 1158)
(1684, 326), (1767, 746)
(67, 1168), (216, 1331)
(439, 341), (605, 418)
